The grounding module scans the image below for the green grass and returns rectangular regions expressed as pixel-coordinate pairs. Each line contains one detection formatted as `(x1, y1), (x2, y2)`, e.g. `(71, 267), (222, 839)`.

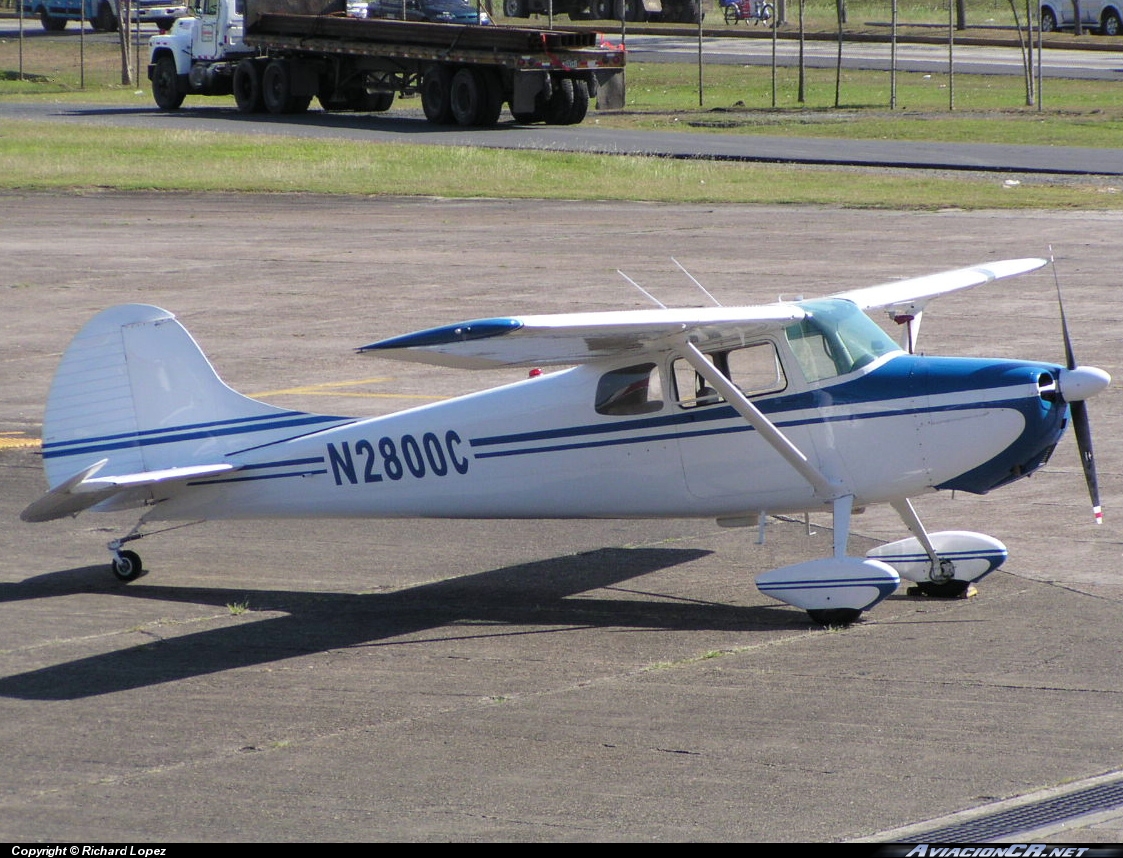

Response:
(2, 118), (1120, 208)
(3, 10), (1123, 208)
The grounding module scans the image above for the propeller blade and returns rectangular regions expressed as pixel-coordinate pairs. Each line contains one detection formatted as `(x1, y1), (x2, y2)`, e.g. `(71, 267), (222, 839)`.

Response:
(1052, 252), (1104, 524)
(1070, 399), (1103, 525)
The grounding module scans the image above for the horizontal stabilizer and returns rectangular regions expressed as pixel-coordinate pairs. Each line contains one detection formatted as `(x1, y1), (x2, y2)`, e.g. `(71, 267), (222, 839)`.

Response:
(21, 460), (237, 523)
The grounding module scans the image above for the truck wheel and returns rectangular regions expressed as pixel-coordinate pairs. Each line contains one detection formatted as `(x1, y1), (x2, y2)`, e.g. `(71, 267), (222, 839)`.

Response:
(263, 60), (301, 114)
(39, 8), (67, 30)
(94, 1), (118, 31)
(450, 68), (484, 126)
(421, 66), (455, 125)
(478, 69), (504, 126)
(151, 56), (186, 111)
(594, 0), (615, 16)
(348, 90), (395, 111)
(503, 0), (527, 16)
(565, 78), (589, 124)
(544, 77), (575, 125)
(234, 60), (264, 113)
(625, 0), (644, 20)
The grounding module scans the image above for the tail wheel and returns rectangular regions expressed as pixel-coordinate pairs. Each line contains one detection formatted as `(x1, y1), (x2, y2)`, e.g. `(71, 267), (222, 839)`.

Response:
(234, 60), (264, 113)
(421, 66), (455, 125)
(111, 550), (144, 583)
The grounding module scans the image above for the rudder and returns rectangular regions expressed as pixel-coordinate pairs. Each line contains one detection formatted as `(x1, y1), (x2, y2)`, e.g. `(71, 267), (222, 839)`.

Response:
(40, 304), (316, 489)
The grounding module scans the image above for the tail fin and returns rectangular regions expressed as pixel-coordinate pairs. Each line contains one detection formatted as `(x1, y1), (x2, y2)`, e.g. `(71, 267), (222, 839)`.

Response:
(25, 305), (346, 521)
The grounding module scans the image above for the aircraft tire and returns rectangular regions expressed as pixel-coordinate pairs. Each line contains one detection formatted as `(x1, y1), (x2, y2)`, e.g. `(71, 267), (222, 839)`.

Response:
(807, 608), (861, 627)
(111, 550), (144, 583)
(912, 579), (971, 599)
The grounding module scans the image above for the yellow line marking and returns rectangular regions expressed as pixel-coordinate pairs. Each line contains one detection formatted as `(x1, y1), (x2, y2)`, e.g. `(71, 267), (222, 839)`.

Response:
(252, 377), (446, 401)
(0, 432), (41, 450)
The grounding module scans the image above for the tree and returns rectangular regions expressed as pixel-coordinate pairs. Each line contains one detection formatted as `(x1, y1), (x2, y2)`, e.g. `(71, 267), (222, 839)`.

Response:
(117, 0), (135, 86)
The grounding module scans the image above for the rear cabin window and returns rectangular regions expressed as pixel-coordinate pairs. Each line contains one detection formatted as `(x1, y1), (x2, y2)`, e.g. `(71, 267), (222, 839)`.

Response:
(595, 363), (665, 416)
(673, 341), (786, 409)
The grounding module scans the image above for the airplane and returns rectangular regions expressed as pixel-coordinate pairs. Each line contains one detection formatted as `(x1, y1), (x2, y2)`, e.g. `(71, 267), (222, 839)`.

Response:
(19, 257), (1110, 626)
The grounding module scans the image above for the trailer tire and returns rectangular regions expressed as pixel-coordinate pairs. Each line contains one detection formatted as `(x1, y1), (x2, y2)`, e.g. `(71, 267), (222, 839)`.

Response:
(503, 0), (527, 16)
(566, 78), (589, 124)
(450, 68), (485, 126)
(544, 77), (574, 125)
(594, 0), (616, 17)
(234, 60), (265, 113)
(349, 91), (395, 112)
(478, 69), (504, 126)
(263, 60), (311, 115)
(421, 66), (455, 125)
(152, 55), (186, 111)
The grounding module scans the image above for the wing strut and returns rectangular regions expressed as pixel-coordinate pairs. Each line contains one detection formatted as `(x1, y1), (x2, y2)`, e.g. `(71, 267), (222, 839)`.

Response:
(675, 340), (838, 501)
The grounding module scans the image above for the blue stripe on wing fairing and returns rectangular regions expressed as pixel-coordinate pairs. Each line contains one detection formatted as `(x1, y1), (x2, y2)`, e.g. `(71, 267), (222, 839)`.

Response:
(358, 318), (523, 352)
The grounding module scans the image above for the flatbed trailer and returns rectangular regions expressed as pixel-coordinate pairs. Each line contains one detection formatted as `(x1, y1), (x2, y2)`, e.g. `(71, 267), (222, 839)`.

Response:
(148, 0), (625, 126)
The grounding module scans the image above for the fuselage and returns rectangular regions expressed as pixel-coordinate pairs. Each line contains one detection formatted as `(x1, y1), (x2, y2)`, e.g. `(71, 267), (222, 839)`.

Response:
(155, 349), (1069, 523)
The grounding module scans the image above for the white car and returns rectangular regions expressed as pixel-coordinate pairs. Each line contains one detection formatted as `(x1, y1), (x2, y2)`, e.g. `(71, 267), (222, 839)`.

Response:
(1040, 0), (1123, 34)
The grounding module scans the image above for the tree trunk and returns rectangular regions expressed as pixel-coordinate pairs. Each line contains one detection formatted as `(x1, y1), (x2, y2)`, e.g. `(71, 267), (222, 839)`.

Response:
(117, 0), (135, 86)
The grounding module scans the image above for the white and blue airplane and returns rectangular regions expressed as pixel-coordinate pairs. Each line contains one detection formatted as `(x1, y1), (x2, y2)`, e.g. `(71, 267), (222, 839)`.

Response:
(20, 258), (1109, 625)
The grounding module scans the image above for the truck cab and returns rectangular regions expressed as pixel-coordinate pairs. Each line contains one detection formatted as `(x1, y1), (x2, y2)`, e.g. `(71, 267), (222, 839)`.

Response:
(149, 0), (251, 108)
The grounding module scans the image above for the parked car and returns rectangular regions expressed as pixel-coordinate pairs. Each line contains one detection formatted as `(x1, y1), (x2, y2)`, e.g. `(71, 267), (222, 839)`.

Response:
(1040, 0), (1123, 34)
(359, 0), (493, 23)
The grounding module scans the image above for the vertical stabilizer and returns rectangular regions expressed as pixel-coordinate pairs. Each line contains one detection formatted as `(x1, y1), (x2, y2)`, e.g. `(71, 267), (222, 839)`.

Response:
(40, 305), (330, 489)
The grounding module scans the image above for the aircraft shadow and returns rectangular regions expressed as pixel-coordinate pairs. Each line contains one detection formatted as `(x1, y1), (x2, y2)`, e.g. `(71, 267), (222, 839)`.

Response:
(0, 546), (799, 700)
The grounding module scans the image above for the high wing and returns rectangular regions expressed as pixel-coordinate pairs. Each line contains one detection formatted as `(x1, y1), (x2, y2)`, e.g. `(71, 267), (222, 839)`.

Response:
(831, 257), (1046, 313)
(358, 305), (807, 369)
(361, 259), (1047, 368)
(832, 257), (1047, 353)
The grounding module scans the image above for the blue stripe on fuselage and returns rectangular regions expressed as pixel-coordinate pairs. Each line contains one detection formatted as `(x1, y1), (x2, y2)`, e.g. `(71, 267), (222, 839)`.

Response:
(470, 356), (1066, 492)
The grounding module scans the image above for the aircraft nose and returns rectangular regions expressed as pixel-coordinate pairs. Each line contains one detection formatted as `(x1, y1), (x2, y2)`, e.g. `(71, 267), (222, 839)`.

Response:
(1058, 365), (1111, 402)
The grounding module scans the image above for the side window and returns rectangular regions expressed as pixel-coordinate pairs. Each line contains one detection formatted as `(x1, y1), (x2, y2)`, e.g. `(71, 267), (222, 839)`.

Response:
(784, 319), (844, 384)
(726, 341), (786, 397)
(595, 363), (664, 416)
(673, 342), (786, 409)
(673, 353), (722, 409)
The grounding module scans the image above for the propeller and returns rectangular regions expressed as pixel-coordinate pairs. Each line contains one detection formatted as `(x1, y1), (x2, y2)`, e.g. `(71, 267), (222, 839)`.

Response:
(1051, 253), (1110, 524)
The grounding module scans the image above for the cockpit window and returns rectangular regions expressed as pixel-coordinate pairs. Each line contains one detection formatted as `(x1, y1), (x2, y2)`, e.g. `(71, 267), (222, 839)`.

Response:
(785, 299), (899, 384)
(595, 363), (664, 416)
(673, 341), (786, 409)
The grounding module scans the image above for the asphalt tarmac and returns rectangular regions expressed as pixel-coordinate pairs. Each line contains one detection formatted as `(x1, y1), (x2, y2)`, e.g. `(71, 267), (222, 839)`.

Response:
(2, 192), (1122, 842)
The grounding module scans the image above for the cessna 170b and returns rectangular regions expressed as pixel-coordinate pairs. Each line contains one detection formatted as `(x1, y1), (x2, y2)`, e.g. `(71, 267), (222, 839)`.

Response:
(20, 258), (1109, 625)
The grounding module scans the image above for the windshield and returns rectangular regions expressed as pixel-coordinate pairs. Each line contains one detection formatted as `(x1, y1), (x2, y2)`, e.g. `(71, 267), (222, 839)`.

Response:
(785, 298), (900, 384)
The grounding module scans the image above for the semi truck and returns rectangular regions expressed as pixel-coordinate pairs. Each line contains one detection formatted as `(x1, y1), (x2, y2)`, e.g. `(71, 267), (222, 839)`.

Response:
(22, 0), (187, 31)
(146, 0), (626, 126)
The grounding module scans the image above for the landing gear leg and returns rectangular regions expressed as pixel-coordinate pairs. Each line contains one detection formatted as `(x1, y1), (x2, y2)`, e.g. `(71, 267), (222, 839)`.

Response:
(104, 518), (204, 583)
(108, 521), (147, 582)
(889, 499), (972, 599)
